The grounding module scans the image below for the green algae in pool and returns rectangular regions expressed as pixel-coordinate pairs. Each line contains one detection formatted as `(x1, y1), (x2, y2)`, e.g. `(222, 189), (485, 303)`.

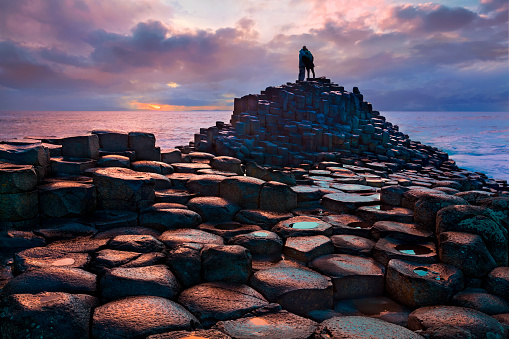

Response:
(291, 221), (319, 229)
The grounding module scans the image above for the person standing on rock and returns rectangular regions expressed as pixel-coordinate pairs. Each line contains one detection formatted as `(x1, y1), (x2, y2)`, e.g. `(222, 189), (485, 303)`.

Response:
(299, 46), (315, 81)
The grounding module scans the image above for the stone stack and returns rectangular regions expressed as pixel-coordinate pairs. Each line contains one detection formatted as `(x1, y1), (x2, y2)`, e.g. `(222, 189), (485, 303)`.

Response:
(192, 78), (449, 172)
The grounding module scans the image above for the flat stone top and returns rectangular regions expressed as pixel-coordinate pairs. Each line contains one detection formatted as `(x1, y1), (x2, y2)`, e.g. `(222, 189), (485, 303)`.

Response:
(323, 192), (380, 204)
(38, 181), (94, 190)
(330, 184), (377, 193)
(285, 235), (332, 252)
(317, 316), (422, 339)
(251, 267), (331, 300)
(388, 259), (461, 282)
(0, 163), (34, 171)
(408, 306), (505, 337)
(159, 229), (224, 248)
(310, 254), (385, 277)
(91, 167), (154, 181)
(372, 221), (433, 239)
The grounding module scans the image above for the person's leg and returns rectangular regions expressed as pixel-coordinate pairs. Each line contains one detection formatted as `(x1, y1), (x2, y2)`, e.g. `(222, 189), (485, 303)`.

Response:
(311, 67), (315, 78)
(298, 66), (305, 81)
(307, 68), (310, 79)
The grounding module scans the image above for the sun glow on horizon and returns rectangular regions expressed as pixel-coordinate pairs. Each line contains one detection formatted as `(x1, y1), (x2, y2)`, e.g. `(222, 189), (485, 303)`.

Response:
(130, 100), (232, 111)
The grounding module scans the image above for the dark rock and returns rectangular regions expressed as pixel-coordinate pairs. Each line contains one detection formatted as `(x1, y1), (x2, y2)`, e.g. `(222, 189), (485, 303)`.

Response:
(485, 267), (509, 301)
(386, 259), (464, 308)
(92, 296), (200, 338)
(167, 243), (203, 288)
(46, 236), (109, 253)
(172, 162), (211, 173)
(91, 130), (128, 152)
(95, 249), (142, 268)
(132, 160), (174, 174)
(81, 209), (138, 230)
(210, 156), (243, 175)
(14, 247), (90, 274)
(108, 234), (166, 253)
(97, 155), (130, 168)
(100, 265), (180, 300)
(436, 205), (507, 266)
(120, 252), (166, 268)
(228, 230), (283, 261)
(314, 316), (422, 339)
(0, 292), (97, 339)
(156, 188), (196, 204)
(334, 296), (411, 327)
(371, 221), (433, 242)
(413, 193), (468, 229)
(147, 329), (231, 339)
(93, 226), (161, 240)
(454, 190), (494, 205)
(250, 266), (333, 316)
(478, 197), (509, 228)
(214, 310), (317, 338)
(321, 192), (380, 213)
(310, 254), (385, 300)
(271, 216), (333, 238)
(401, 188), (446, 210)
(356, 205), (414, 224)
(259, 181), (298, 212)
(0, 163), (37, 193)
(199, 221), (261, 241)
(187, 196), (241, 222)
(373, 237), (437, 266)
(438, 231), (497, 278)
(202, 245), (252, 283)
(380, 185), (410, 206)
(0, 190), (39, 223)
(235, 209), (293, 230)
(283, 235), (334, 263)
(35, 222), (98, 240)
(219, 176), (264, 209)
(38, 182), (97, 218)
(178, 282), (268, 327)
(408, 306), (505, 338)
(452, 287), (509, 315)
(322, 213), (373, 238)
(91, 167), (155, 211)
(159, 228), (224, 250)
(186, 174), (225, 196)
(3, 267), (97, 294)
(140, 206), (202, 231)
(330, 234), (375, 256)
(61, 134), (100, 159)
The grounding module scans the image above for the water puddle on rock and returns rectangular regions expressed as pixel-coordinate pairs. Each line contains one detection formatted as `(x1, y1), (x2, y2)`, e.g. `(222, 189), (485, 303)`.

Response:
(413, 267), (443, 280)
(349, 222), (371, 229)
(215, 223), (240, 230)
(252, 231), (270, 237)
(51, 258), (75, 266)
(291, 222), (319, 229)
(395, 244), (433, 255)
(354, 299), (400, 316)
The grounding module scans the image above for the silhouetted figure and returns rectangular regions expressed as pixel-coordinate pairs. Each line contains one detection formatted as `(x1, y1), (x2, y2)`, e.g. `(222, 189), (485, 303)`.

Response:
(299, 46), (315, 81)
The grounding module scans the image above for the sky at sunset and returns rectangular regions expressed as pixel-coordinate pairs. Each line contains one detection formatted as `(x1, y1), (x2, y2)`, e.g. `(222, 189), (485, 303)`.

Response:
(0, 0), (507, 111)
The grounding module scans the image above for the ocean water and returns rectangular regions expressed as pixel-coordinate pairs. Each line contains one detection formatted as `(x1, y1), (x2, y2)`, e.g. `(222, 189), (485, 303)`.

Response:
(0, 110), (507, 181)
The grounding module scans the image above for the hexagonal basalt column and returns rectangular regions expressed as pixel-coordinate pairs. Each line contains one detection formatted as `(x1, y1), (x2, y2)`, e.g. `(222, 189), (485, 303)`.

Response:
(250, 266), (333, 316)
(309, 254), (385, 300)
(385, 259), (464, 308)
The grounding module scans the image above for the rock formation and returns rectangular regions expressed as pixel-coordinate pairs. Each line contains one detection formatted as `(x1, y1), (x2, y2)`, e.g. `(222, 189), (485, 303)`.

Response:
(1, 78), (508, 338)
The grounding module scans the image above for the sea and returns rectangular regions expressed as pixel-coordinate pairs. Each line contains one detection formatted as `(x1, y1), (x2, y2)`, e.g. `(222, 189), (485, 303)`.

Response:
(0, 110), (507, 181)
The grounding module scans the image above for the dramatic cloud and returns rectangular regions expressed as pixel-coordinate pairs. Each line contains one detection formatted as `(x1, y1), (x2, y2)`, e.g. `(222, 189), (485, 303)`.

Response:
(0, 0), (507, 111)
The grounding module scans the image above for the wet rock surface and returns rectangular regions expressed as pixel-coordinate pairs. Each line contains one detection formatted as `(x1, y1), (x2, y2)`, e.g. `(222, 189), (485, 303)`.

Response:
(1, 78), (508, 336)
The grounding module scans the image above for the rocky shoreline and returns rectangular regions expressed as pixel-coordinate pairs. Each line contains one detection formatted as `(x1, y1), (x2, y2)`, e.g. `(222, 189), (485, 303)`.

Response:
(1, 78), (509, 338)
